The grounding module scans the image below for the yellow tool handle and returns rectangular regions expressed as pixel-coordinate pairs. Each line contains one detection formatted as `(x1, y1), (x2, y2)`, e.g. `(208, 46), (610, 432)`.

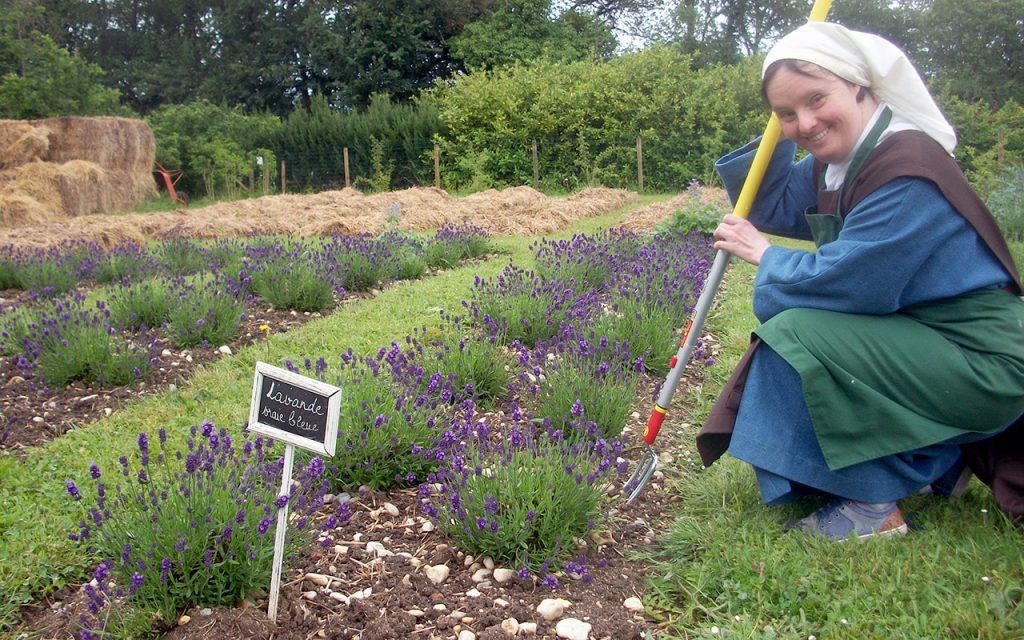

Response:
(731, 0), (833, 220)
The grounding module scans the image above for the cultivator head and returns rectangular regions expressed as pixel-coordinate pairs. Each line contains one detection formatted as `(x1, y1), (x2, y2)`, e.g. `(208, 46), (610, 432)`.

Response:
(623, 444), (658, 504)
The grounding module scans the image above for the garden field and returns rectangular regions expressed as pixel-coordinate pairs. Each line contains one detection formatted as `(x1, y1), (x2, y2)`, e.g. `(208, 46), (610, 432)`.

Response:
(0, 186), (1022, 640)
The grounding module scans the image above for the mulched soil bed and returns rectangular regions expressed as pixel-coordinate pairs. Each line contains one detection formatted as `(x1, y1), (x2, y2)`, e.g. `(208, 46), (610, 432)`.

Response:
(17, 397), (700, 640)
(4, 267), (714, 640)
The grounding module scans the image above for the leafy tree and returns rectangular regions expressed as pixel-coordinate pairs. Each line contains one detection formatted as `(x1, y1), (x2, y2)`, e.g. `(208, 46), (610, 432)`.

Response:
(450, 0), (616, 70)
(917, 0), (1024, 105)
(668, 0), (804, 66)
(0, 2), (122, 118)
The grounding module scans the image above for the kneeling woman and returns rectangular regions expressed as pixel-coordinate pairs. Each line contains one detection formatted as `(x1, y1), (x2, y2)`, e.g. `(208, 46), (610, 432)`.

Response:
(698, 22), (1024, 539)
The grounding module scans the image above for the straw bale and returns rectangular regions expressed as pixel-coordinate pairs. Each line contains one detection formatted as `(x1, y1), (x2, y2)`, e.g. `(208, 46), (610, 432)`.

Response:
(1, 125), (51, 169)
(0, 193), (55, 227)
(36, 116), (156, 174)
(0, 122), (36, 156)
(2, 160), (110, 217)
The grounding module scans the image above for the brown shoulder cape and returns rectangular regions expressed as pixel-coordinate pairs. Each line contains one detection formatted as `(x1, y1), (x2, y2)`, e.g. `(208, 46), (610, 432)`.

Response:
(695, 131), (1024, 519)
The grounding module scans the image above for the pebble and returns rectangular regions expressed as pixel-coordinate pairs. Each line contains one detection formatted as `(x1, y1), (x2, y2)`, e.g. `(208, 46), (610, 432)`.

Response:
(493, 568), (514, 583)
(305, 572), (332, 587)
(420, 520), (435, 533)
(402, 574), (413, 587)
(177, 615), (191, 625)
(383, 502), (400, 517)
(217, 345), (232, 355)
(161, 349), (172, 357)
(366, 541), (393, 557)
(104, 408), (112, 416)
(472, 568), (492, 582)
(32, 416), (43, 423)
(408, 609), (425, 617)
(466, 588), (482, 597)
(328, 592), (348, 604)
(493, 598), (510, 608)
(537, 598), (571, 621)
(464, 555), (475, 567)
(483, 556), (495, 570)
(458, 631), (476, 640)
(199, 608), (213, 616)
(501, 617), (520, 636)
(426, 564), (450, 585)
(555, 618), (591, 640)
(623, 596), (644, 613)
(519, 622), (538, 635)
(303, 590), (317, 600)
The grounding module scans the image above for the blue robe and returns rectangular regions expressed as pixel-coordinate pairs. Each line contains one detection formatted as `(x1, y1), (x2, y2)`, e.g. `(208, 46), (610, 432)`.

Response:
(714, 139), (1015, 503)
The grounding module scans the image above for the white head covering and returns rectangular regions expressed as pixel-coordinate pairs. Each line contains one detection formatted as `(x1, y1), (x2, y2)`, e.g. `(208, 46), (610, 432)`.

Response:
(763, 22), (956, 154)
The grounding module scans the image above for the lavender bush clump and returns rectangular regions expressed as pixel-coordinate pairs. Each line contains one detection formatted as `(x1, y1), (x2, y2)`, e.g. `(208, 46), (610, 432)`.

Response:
(19, 292), (154, 386)
(0, 246), (21, 290)
(588, 296), (681, 376)
(89, 241), (157, 285)
(319, 344), (455, 490)
(420, 416), (624, 572)
(246, 240), (340, 312)
(423, 223), (491, 269)
(525, 331), (638, 441)
(420, 316), (512, 410)
(532, 233), (616, 294)
(15, 245), (84, 297)
(164, 276), (247, 348)
(107, 277), (174, 331)
(156, 236), (210, 276)
(375, 231), (427, 281)
(467, 265), (588, 347)
(65, 422), (346, 633)
(0, 303), (46, 356)
(322, 234), (386, 292)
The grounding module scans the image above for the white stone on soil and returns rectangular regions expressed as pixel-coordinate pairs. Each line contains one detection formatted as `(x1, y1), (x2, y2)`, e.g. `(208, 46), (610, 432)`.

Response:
(217, 345), (232, 355)
(623, 596), (644, 613)
(366, 541), (393, 557)
(425, 564), (450, 585)
(537, 598), (571, 621)
(472, 568), (492, 582)
(458, 631), (476, 640)
(501, 618), (520, 636)
(555, 618), (591, 640)
(493, 568), (514, 583)
(304, 572), (332, 587)
(382, 502), (400, 516)
(519, 622), (538, 635)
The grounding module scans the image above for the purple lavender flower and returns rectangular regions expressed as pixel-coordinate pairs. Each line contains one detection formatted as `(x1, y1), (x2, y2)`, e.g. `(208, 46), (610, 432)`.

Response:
(257, 517), (272, 534)
(128, 572), (143, 594)
(274, 494), (289, 509)
(160, 557), (172, 582)
(66, 479), (81, 500)
(541, 574), (559, 589)
(88, 462), (101, 479)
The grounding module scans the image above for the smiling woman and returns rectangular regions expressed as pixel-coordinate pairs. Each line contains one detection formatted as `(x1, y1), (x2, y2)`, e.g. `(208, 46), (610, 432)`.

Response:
(699, 21), (1024, 540)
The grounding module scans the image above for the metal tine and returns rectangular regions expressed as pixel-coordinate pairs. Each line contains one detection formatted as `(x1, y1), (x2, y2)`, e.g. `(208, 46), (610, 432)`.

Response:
(625, 446), (658, 504)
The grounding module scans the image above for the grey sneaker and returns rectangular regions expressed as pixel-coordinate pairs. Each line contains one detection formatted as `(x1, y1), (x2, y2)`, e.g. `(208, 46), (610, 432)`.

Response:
(785, 499), (908, 540)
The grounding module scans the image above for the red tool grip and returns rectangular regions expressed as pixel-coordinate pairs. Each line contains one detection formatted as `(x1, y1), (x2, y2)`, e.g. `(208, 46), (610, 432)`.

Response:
(643, 407), (667, 445)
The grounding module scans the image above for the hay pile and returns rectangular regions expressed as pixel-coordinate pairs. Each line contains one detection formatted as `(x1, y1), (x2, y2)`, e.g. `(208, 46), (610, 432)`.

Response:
(0, 117), (157, 227)
(615, 186), (731, 233)
(0, 186), (638, 250)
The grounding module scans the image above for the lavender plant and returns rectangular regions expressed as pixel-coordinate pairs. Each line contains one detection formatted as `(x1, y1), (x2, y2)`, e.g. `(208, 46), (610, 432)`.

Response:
(20, 293), (153, 386)
(247, 243), (340, 312)
(323, 235), (386, 292)
(467, 265), (587, 347)
(423, 223), (491, 269)
(164, 276), (247, 348)
(588, 296), (681, 376)
(525, 334), (638, 441)
(0, 248), (20, 290)
(157, 236), (209, 276)
(420, 417), (625, 573)
(107, 278), (174, 330)
(317, 346), (452, 490)
(532, 233), (616, 293)
(64, 422), (347, 633)
(90, 242), (156, 284)
(15, 245), (82, 297)
(0, 303), (42, 356)
(424, 323), (512, 410)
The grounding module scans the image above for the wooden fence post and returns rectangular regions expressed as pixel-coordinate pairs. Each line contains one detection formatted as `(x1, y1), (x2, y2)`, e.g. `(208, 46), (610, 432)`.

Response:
(343, 147), (350, 188)
(636, 136), (644, 193)
(262, 165), (269, 195)
(280, 160), (286, 194)
(532, 139), (539, 189)
(434, 143), (440, 189)
(249, 167), (254, 193)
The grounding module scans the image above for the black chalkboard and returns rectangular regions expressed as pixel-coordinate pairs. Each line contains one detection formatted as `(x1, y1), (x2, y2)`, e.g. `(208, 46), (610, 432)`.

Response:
(248, 362), (341, 456)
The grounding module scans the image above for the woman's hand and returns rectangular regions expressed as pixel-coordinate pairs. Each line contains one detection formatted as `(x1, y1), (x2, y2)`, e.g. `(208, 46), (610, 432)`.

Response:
(713, 215), (772, 266)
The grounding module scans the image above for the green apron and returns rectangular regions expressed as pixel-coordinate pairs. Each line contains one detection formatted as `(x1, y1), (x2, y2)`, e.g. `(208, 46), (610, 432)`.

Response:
(753, 107), (1024, 470)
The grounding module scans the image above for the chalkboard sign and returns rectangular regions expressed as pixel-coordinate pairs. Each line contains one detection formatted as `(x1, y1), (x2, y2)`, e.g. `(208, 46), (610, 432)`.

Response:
(247, 362), (341, 456)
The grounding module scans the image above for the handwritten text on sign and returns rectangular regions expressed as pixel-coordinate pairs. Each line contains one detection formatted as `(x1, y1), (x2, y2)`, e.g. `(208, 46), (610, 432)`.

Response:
(247, 362), (341, 456)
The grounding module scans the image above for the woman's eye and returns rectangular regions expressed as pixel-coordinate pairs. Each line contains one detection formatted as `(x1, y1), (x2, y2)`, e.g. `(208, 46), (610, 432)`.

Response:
(809, 94), (824, 106)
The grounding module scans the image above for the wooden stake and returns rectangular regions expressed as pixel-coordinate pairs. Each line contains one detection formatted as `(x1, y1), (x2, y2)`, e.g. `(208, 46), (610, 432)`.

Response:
(433, 143), (440, 189)
(267, 444), (295, 622)
(343, 148), (350, 188)
(636, 136), (644, 193)
(532, 139), (539, 189)
(280, 160), (286, 194)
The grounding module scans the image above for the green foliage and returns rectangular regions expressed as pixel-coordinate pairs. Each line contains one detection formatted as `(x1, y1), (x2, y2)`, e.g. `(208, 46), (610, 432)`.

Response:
(429, 424), (612, 572)
(274, 93), (443, 192)
(940, 97), (1024, 188)
(655, 201), (723, 237)
(164, 279), (245, 349)
(986, 165), (1024, 243)
(156, 237), (210, 276)
(0, 303), (40, 355)
(427, 49), (765, 191)
(590, 297), (680, 377)
(431, 330), (511, 409)
(146, 101), (281, 199)
(15, 253), (80, 297)
(108, 278), (174, 331)
(0, 9), (123, 119)
(249, 255), (335, 312)
(450, 0), (615, 71)
(533, 349), (637, 440)
(0, 253), (18, 290)
(326, 359), (440, 490)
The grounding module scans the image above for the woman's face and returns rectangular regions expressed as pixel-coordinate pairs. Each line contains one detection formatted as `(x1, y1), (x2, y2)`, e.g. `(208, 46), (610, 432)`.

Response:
(765, 63), (879, 165)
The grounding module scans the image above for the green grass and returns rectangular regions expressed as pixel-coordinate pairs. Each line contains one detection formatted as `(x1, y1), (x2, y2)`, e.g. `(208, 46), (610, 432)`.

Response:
(2, 206), (1023, 639)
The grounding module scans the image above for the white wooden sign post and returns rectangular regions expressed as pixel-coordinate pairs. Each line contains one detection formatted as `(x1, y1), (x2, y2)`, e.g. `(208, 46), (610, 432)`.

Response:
(246, 362), (341, 622)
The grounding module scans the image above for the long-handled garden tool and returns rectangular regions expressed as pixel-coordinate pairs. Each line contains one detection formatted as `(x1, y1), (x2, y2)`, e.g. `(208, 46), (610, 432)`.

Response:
(623, 0), (834, 504)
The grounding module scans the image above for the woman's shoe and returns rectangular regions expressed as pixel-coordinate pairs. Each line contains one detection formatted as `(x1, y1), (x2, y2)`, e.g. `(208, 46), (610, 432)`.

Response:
(785, 499), (908, 540)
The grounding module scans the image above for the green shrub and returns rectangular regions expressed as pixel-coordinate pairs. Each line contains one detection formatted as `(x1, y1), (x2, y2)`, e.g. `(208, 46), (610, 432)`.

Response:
(532, 348), (637, 440)
(430, 330), (511, 409)
(108, 278), (174, 330)
(164, 279), (245, 348)
(589, 297), (681, 377)
(985, 165), (1024, 242)
(655, 201), (724, 237)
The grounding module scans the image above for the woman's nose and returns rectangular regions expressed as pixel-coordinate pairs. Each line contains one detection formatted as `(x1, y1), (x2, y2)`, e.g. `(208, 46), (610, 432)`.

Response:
(796, 110), (816, 135)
